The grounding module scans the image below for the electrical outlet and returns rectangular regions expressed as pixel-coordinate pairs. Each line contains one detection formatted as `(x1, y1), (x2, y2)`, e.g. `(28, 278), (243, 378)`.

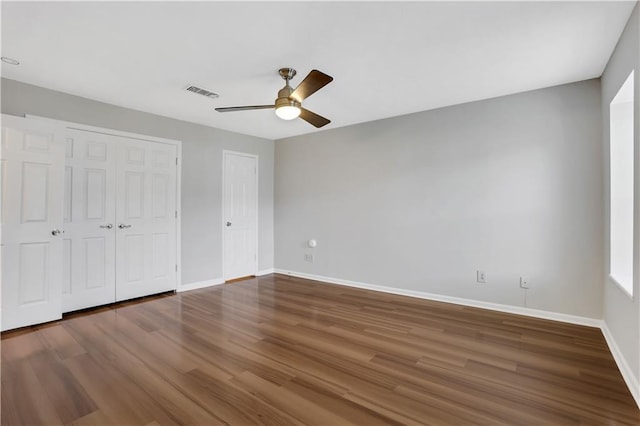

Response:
(476, 270), (487, 283)
(520, 276), (530, 289)
(304, 253), (314, 263)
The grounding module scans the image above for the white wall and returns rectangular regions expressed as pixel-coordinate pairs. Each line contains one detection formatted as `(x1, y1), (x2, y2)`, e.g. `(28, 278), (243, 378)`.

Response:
(275, 79), (603, 319)
(1, 78), (275, 287)
(601, 3), (640, 398)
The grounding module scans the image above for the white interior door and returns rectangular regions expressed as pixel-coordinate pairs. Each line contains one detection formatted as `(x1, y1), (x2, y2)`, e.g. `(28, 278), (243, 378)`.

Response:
(1, 115), (65, 331)
(223, 151), (257, 281)
(115, 136), (177, 301)
(62, 130), (116, 312)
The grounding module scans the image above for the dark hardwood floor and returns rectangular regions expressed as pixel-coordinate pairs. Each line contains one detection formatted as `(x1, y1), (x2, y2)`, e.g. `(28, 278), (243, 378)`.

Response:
(2, 274), (638, 425)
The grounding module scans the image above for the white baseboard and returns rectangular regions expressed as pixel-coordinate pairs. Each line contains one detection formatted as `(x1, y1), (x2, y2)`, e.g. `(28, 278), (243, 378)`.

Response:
(178, 278), (224, 292)
(601, 322), (640, 408)
(274, 269), (601, 327)
(180, 270), (273, 290)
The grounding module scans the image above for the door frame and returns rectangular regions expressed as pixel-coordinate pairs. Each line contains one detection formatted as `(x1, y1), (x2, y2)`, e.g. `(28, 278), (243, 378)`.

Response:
(26, 115), (183, 289)
(222, 150), (259, 281)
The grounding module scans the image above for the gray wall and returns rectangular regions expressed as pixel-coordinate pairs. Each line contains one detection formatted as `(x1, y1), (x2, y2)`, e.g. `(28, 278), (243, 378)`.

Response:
(275, 79), (603, 319)
(1, 78), (274, 286)
(601, 4), (639, 387)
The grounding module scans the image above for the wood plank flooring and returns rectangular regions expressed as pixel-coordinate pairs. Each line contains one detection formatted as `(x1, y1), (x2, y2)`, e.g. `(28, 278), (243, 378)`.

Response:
(2, 273), (639, 425)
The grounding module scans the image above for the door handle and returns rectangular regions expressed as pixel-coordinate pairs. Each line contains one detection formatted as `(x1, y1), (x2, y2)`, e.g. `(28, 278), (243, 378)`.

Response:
(99, 224), (113, 229)
(51, 229), (63, 236)
(118, 224), (132, 229)
(226, 221), (232, 227)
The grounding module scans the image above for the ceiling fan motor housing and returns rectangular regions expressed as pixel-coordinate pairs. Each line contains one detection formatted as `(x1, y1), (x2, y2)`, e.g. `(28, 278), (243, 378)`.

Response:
(276, 76), (300, 108)
(275, 94), (300, 110)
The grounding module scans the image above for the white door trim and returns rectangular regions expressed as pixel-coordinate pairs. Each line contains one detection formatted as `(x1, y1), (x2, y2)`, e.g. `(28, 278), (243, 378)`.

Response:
(26, 114), (182, 288)
(26, 115), (180, 145)
(222, 150), (259, 281)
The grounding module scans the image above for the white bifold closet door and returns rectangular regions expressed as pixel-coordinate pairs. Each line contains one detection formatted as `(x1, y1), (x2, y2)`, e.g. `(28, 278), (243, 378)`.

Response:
(62, 130), (117, 312)
(1, 115), (65, 330)
(114, 137), (177, 302)
(63, 130), (177, 312)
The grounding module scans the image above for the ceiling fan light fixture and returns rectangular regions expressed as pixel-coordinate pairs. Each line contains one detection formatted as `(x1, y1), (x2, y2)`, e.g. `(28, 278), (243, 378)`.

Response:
(216, 68), (332, 128)
(275, 98), (301, 120)
(275, 105), (301, 120)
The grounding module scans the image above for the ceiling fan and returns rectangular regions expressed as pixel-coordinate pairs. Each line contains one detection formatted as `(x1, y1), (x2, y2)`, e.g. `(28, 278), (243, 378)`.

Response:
(215, 68), (333, 128)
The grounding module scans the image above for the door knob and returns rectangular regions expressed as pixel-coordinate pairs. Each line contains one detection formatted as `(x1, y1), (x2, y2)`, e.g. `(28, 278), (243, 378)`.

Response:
(51, 229), (63, 236)
(226, 221), (232, 227)
(99, 224), (113, 229)
(118, 224), (132, 229)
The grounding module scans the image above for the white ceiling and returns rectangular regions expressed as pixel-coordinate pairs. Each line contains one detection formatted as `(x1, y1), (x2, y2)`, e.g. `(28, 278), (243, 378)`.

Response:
(1, 1), (636, 140)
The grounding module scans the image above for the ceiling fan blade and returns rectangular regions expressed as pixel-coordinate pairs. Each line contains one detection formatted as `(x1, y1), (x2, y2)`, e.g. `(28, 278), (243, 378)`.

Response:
(299, 108), (331, 128)
(215, 105), (274, 112)
(290, 70), (333, 102)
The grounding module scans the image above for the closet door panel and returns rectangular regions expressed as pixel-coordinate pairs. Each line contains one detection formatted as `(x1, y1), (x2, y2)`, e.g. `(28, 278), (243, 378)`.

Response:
(115, 138), (177, 301)
(62, 131), (116, 313)
(123, 234), (145, 284)
(1, 115), (65, 331)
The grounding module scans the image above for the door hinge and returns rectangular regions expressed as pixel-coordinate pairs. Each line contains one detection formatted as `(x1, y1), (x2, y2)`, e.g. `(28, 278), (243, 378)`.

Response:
(175, 264), (178, 272)
(175, 211), (177, 219)
(176, 157), (178, 165)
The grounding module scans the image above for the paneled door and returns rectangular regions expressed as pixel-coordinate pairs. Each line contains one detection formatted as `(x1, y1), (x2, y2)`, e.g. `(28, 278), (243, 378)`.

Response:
(1, 115), (65, 331)
(115, 137), (177, 301)
(62, 130), (116, 312)
(223, 151), (257, 281)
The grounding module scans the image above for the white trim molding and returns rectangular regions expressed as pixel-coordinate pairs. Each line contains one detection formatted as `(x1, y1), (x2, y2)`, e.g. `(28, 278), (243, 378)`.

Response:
(256, 268), (275, 276)
(601, 322), (640, 408)
(178, 278), (224, 292)
(26, 114), (181, 145)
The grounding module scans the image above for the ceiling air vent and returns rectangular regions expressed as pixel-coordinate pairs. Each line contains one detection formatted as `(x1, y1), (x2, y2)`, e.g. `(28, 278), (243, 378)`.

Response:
(186, 85), (219, 99)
